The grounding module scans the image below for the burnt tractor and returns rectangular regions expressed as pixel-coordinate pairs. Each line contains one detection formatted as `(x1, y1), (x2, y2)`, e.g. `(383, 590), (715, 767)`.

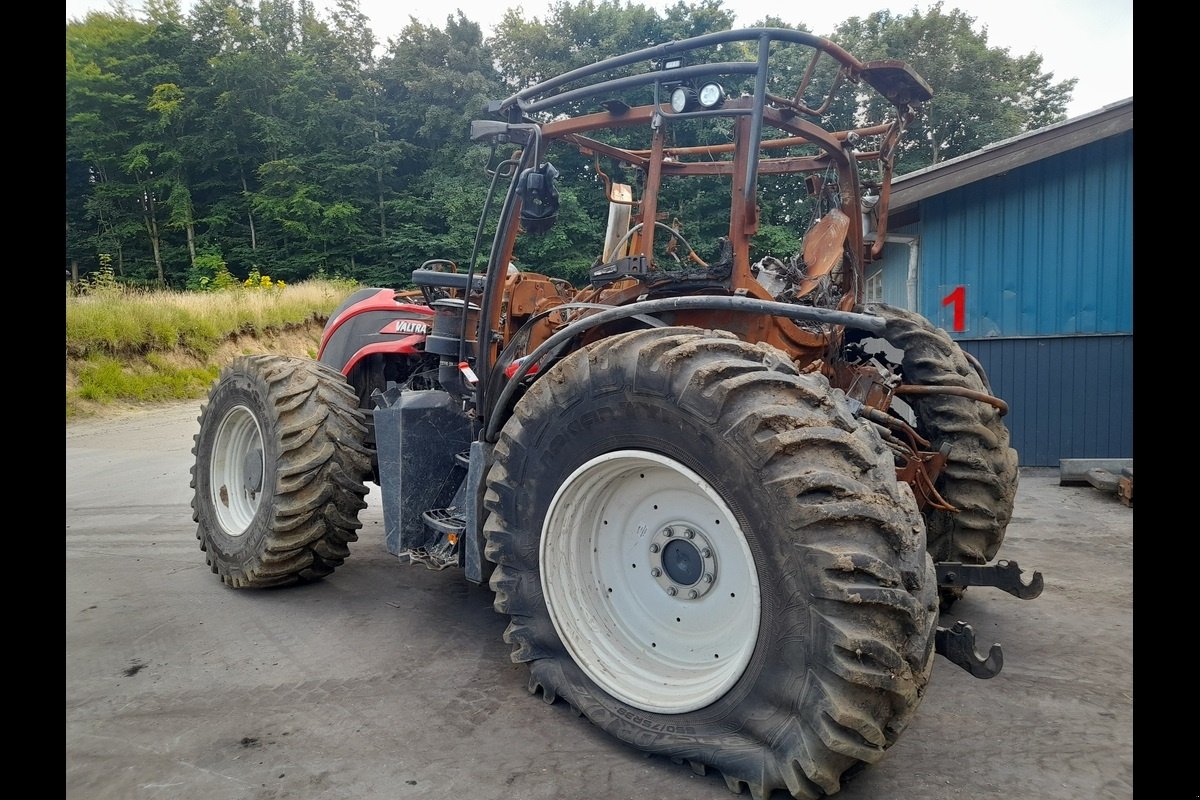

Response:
(190, 28), (1043, 799)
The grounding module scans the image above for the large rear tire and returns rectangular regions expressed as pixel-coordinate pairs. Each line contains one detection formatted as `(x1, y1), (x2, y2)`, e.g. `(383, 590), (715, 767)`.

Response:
(191, 355), (372, 588)
(483, 327), (937, 799)
(865, 305), (1019, 564)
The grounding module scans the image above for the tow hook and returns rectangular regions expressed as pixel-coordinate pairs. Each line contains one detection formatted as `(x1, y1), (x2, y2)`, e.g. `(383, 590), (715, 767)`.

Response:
(937, 559), (1044, 600)
(935, 621), (1003, 679)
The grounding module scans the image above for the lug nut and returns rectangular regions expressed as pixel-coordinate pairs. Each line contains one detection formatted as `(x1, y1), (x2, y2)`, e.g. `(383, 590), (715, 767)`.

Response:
(663, 527), (674, 538)
(666, 586), (677, 596)
(687, 590), (698, 599)
(649, 543), (660, 553)
(650, 567), (661, 577)
(684, 529), (695, 539)
(703, 573), (713, 584)
(700, 548), (711, 558)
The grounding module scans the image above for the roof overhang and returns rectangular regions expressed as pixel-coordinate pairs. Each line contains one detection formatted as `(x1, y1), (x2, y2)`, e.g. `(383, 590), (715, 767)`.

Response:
(889, 97), (1133, 214)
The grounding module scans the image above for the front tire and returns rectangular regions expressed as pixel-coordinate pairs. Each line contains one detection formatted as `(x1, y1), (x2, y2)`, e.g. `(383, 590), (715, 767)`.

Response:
(483, 327), (937, 799)
(191, 355), (372, 588)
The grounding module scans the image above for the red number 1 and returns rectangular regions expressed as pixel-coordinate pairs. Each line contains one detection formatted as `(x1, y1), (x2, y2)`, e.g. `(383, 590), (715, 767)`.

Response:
(941, 285), (966, 332)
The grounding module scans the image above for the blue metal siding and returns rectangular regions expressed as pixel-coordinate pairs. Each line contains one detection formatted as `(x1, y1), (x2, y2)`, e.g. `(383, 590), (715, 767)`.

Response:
(962, 335), (1133, 466)
(917, 130), (1133, 337)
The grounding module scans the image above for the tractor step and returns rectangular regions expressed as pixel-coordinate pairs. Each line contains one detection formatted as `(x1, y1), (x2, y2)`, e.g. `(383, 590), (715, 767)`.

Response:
(422, 507), (467, 535)
(408, 508), (465, 571)
(455, 450), (471, 469)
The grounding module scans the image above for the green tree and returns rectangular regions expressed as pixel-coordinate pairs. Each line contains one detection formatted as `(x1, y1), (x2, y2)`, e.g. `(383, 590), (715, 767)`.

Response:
(189, 0), (286, 275)
(67, 8), (157, 281)
(830, 2), (1076, 170)
(371, 13), (505, 283)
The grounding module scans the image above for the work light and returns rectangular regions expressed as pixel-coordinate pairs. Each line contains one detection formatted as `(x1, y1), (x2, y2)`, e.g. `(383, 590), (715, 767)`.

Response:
(670, 86), (697, 113)
(698, 82), (725, 108)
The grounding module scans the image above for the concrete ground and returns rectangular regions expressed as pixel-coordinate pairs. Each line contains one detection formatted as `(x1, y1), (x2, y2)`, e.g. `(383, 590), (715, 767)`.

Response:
(66, 400), (1133, 800)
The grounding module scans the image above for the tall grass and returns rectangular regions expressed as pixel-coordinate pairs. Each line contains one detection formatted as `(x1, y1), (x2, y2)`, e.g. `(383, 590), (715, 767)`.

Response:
(66, 278), (362, 417)
(66, 278), (358, 358)
(73, 355), (220, 403)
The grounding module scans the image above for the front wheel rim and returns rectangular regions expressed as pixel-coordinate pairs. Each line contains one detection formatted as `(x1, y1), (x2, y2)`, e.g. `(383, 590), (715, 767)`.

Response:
(209, 404), (265, 536)
(541, 450), (760, 714)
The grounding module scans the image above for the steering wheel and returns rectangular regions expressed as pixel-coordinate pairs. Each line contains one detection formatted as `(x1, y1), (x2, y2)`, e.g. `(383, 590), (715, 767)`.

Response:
(610, 221), (709, 267)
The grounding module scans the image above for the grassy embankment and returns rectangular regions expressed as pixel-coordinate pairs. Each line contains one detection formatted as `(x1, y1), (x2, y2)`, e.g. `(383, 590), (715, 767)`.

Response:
(66, 279), (361, 419)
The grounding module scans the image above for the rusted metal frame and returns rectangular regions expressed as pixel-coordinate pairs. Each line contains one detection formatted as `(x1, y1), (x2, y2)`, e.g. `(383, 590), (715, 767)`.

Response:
(459, 152), (523, 365)
(656, 105), (755, 124)
(787, 48), (854, 117)
(638, 126), (667, 262)
(728, 114), (756, 278)
(896, 447), (956, 511)
(557, 131), (650, 170)
(541, 107), (661, 142)
(483, 295), (888, 442)
(629, 123), (894, 159)
(831, 363), (895, 411)
(586, 150), (639, 206)
(791, 46), (824, 111)
(660, 153), (882, 177)
(658, 157), (804, 176)
(759, 107), (852, 167)
(725, 106), (854, 263)
(835, 145), (867, 311)
(859, 406), (954, 511)
(858, 404), (931, 449)
(867, 116), (910, 258)
(764, 71), (851, 119)
(894, 384), (1010, 416)
(754, 106), (863, 308)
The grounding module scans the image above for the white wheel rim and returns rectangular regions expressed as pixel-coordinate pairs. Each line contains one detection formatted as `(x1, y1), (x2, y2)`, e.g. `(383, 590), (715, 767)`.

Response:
(209, 404), (265, 536)
(541, 450), (760, 714)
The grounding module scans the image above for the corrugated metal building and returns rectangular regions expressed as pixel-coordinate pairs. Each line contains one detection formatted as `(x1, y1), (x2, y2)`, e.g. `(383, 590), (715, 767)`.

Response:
(865, 98), (1133, 466)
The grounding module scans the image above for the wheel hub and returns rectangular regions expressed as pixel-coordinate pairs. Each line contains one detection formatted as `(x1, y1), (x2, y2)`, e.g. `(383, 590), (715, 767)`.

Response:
(650, 526), (715, 599)
(242, 448), (264, 496)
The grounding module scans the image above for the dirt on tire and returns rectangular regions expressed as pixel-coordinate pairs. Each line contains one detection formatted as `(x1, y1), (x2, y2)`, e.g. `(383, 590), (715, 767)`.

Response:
(483, 327), (938, 799)
(190, 354), (373, 587)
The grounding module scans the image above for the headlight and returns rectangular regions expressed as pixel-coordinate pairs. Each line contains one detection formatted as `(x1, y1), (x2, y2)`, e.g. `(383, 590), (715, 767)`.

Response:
(698, 82), (725, 108)
(670, 86), (696, 113)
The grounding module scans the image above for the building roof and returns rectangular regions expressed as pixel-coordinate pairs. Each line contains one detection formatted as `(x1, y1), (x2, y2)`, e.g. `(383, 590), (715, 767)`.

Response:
(888, 97), (1133, 213)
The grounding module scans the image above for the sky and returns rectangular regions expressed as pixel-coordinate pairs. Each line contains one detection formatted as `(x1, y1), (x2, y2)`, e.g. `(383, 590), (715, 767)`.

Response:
(65, 0), (1132, 119)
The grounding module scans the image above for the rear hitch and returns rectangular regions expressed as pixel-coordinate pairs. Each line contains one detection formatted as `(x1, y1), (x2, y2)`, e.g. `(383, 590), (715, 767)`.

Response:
(936, 559), (1044, 600)
(935, 621), (1003, 679)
